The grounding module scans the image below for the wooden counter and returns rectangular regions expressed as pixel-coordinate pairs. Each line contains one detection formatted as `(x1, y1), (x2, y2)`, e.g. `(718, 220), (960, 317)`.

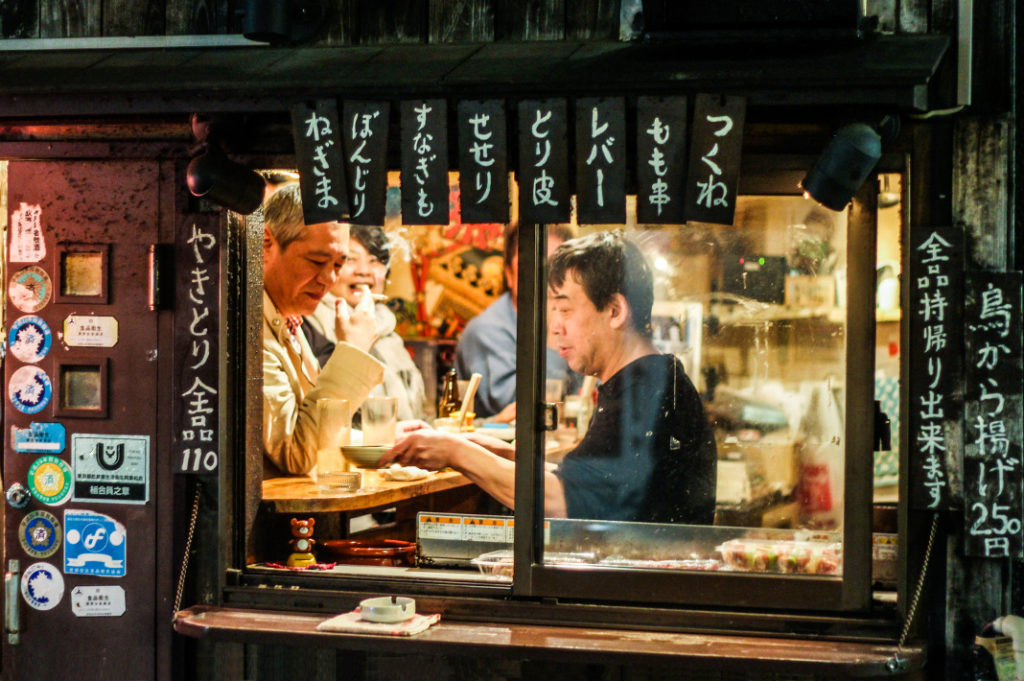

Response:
(174, 605), (925, 678)
(262, 469), (474, 514)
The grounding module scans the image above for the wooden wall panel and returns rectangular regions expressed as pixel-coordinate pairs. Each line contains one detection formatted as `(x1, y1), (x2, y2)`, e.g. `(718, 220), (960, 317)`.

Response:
(954, 117), (1010, 270)
(103, 0), (165, 36)
(41, 0), (101, 37)
(357, 0), (426, 44)
(1, 0), (39, 38)
(166, 0), (234, 35)
(429, 0), (494, 43)
(565, 0), (618, 39)
(321, 0), (357, 46)
(494, 0), (564, 40)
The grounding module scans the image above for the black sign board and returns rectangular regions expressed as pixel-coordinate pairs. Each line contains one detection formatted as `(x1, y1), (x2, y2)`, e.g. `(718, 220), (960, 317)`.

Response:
(401, 99), (449, 225)
(575, 97), (626, 224)
(908, 227), (963, 510)
(684, 93), (746, 226)
(518, 99), (570, 224)
(173, 215), (221, 475)
(636, 96), (687, 224)
(342, 101), (390, 226)
(457, 100), (509, 224)
(964, 271), (1023, 558)
(291, 99), (349, 223)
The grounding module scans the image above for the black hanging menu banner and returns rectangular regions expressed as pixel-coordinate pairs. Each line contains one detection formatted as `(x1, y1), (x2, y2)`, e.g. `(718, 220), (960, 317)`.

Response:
(964, 271), (1023, 558)
(684, 93), (746, 226)
(908, 227), (963, 510)
(457, 100), (509, 224)
(575, 97), (626, 225)
(291, 99), (349, 224)
(342, 101), (389, 226)
(173, 216), (221, 475)
(518, 99), (570, 224)
(400, 99), (449, 225)
(636, 96), (687, 224)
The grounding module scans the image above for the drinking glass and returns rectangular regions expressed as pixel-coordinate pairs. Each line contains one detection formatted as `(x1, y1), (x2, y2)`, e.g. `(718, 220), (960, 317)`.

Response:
(361, 395), (398, 446)
(316, 398), (351, 490)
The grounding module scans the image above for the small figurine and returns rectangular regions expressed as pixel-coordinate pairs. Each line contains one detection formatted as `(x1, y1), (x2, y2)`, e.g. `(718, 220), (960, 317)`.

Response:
(286, 517), (317, 567)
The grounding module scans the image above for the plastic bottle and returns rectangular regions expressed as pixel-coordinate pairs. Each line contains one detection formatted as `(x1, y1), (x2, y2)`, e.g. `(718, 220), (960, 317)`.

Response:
(796, 382), (845, 531)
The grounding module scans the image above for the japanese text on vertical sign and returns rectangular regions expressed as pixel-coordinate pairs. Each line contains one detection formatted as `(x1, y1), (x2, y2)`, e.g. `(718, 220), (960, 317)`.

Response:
(175, 221), (220, 474)
(401, 99), (448, 225)
(457, 100), (509, 224)
(964, 271), (1023, 558)
(413, 102), (436, 218)
(291, 100), (348, 224)
(685, 94), (745, 226)
(348, 108), (377, 219)
(915, 232), (952, 508)
(575, 98), (625, 224)
(343, 101), (389, 226)
(531, 106), (557, 210)
(636, 97), (687, 224)
(517, 99), (569, 224)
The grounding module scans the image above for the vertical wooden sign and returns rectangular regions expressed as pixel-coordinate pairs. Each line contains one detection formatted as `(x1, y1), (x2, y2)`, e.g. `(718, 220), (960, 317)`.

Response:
(291, 99), (349, 223)
(684, 93), (745, 226)
(636, 96), (687, 224)
(401, 99), (449, 225)
(908, 227), (963, 510)
(457, 100), (509, 224)
(174, 216), (221, 475)
(964, 271), (1023, 558)
(342, 101), (389, 226)
(518, 99), (570, 224)
(575, 97), (625, 224)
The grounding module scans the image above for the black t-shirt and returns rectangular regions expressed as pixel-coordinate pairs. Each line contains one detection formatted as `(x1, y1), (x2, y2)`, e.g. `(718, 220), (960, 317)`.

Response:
(554, 354), (717, 524)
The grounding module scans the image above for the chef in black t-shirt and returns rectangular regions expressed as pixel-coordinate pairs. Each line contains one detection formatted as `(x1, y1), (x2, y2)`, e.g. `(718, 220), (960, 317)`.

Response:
(380, 230), (717, 524)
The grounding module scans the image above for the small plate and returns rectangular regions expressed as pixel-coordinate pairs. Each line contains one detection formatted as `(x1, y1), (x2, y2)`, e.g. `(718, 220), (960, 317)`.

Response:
(341, 445), (390, 468)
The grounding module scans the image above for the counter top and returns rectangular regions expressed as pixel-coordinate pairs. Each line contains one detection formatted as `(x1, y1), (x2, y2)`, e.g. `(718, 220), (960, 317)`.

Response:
(174, 605), (924, 677)
(262, 469), (473, 514)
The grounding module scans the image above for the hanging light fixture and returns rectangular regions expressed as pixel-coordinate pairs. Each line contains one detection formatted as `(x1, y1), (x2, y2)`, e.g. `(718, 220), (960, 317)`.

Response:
(186, 114), (266, 215)
(800, 115), (899, 211)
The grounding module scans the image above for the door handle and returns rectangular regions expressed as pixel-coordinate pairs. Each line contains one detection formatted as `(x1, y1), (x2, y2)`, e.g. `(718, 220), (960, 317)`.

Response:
(148, 243), (175, 311)
(5, 559), (20, 645)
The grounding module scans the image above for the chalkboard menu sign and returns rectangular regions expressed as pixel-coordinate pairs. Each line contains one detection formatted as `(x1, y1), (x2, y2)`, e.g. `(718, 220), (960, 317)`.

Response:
(517, 99), (570, 224)
(291, 99), (349, 224)
(457, 100), (509, 224)
(636, 96), (687, 224)
(575, 97), (626, 225)
(173, 216), (221, 475)
(401, 99), (449, 225)
(684, 93), (746, 226)
(964, 271), (1023, 558)
(342, 101), (389, 226)
(908, 227), (963, 510)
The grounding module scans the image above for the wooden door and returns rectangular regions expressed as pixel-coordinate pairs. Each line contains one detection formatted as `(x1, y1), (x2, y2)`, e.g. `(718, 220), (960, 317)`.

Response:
(2, 159), (172, 680)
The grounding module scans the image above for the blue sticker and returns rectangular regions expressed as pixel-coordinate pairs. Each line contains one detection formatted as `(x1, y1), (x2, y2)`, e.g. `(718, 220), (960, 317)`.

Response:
(63, 510), (126, 578)
(12, 422), (66, 454)
(8, 365), (52, 414)
(8, 315), (52, 363)
(19, 510), (61, 559)
(21, 562), (64, 611)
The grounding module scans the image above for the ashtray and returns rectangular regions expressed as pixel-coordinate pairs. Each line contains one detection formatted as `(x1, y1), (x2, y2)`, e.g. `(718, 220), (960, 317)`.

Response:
(359, 596), (416, 622)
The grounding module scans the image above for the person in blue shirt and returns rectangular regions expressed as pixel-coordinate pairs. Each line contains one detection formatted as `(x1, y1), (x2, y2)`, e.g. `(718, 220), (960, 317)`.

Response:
(456, 222), (580, 420)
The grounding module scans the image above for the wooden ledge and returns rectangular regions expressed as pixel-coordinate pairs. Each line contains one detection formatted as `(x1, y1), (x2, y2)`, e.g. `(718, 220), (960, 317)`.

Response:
(174, 605), (924, 678)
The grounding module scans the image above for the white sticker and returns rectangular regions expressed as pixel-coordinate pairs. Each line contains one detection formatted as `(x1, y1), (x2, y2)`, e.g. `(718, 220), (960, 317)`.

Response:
(71, 434), (149, 504)
(9, 202), (45, 263)
(416, 514), (464, 540)
(21, 561), (64, 611)
(62, 315), (119, 348)
(71, 585), (126, 617)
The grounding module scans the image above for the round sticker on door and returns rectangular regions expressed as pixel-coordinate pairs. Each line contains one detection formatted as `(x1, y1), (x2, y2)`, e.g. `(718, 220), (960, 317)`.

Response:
(8, 315), (53, 363)
(19, 510), (61, 559)
(27, 456), (72, 506)
(9, 365), (52, 414)
(9, 266), (52, 313)
(21, 561), (64, 611)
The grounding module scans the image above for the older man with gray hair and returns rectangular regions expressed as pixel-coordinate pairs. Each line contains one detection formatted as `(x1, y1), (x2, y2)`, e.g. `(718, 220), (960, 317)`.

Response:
(261, 182), (383, 476)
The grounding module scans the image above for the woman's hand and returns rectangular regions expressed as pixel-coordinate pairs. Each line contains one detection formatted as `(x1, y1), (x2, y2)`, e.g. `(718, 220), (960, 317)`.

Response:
(335, 295), (378, 352)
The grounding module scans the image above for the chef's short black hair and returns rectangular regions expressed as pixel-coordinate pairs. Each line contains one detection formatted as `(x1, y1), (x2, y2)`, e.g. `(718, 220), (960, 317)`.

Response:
(547, 230), (654, 337)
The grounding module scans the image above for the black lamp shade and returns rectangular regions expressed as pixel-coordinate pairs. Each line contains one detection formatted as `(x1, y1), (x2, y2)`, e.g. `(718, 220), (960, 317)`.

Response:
(187, 146), (266, 215)
(800, 123), (882, 211)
